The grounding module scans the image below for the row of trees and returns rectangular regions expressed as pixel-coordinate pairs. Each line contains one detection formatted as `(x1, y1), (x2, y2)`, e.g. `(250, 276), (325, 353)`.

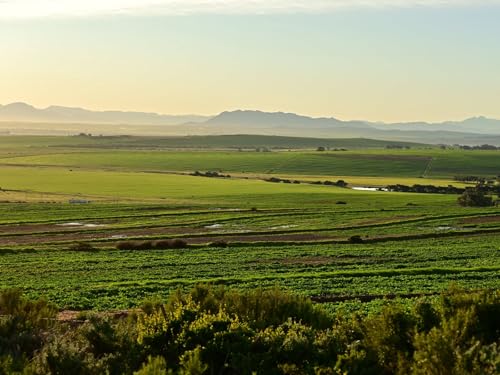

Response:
(316, 147), (348, 152)
(191, 171), (231, 178)
(386, 184), (465, 195)
(454, 175), (500, 184)
(455, 144), (500, 150)
(266, 177), (349, 188)
(311, 179), (348, 187)
(384, 184), (499, 207)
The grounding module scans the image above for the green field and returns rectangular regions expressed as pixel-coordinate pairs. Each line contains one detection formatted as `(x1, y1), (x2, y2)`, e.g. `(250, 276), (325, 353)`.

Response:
(0, 135), (499, 311)
(1, 136), (499, 179)
(0, 134), (425, 151)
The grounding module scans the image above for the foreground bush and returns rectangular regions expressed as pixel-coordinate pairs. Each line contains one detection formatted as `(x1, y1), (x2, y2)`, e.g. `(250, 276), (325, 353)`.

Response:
(0, 289), (58, 373)
(0, 287), (498, 374)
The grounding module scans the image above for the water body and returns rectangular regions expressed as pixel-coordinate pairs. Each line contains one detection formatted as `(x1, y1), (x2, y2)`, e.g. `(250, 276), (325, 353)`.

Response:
(351, 187), (388, 192)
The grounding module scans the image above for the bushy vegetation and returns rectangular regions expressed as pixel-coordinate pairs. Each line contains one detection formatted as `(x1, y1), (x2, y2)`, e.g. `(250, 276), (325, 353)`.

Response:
(69, 242), (97, 251)
(458, 188), (494, 207)
(454, 175), (498, 184)
(117, 240), (189, 250)
(191, 171), (231, 178)
(311, 180), (348, 187)
(386, 184), (465, 194)
(0, 286), (498, 374)
(456, 144), (500, 150)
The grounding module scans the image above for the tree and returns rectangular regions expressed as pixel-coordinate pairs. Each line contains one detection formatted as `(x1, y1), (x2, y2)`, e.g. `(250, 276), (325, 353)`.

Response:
(336, 180), (348, 188)
(457, 188), (493, 207)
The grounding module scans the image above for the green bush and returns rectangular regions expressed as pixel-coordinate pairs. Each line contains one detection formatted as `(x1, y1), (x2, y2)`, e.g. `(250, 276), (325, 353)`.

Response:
(134, 356), (171, 375)
(0, 287), (499, 374)
(209, 240), (228, 248)
(152, 240), (173, 250)
(0, 289), (57, 371)
(349, 235), (364, 244)
(170, 239), (188, 249)
(69, 242), (97, 252)
(458, 188), (494, 207)
(117, 241), (154, 250)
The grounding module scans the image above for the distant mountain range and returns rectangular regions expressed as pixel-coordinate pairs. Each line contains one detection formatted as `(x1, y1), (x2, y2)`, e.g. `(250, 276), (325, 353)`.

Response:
(205, 110), (500, 135)
(204, 110), (369, 129)
(0, 102), (207, 125)
(1, 102), (500, 145)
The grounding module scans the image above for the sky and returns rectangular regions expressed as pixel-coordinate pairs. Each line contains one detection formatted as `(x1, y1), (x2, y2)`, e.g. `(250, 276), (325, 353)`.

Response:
(1, 0), (500, 122)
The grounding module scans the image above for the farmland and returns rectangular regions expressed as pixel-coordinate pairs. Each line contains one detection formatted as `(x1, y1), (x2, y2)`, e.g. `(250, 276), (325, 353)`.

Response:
(0, 135), (499, 311)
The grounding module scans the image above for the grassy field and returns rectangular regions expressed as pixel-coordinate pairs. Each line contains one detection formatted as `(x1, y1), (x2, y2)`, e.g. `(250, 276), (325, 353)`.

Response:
(0, 135), (499, 311)
(1, 135), (499, 179)
(0, 134), (426, 151)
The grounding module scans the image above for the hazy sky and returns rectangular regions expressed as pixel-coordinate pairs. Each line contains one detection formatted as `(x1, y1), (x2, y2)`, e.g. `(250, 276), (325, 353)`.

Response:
(1, 0), (499, 122)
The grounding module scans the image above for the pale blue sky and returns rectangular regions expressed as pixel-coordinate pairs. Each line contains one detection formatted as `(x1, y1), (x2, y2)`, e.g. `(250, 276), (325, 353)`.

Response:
(1, 1), (499, 122)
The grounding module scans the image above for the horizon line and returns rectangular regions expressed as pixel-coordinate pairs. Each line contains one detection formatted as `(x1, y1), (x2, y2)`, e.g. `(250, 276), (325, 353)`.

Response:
(0, 101), (495, 124)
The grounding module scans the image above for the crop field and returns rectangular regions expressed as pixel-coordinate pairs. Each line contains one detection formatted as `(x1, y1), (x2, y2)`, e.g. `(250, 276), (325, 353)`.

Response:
(0, 135), (499, 311)
(1, 136), (499, 179)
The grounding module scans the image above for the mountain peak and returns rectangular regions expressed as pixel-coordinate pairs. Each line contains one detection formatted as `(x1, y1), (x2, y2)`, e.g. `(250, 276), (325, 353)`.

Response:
(207, 109), (370, 129)
(0, 102), (209, 125)
(464, 116), (489, 122)
(4, 102), (36, 110)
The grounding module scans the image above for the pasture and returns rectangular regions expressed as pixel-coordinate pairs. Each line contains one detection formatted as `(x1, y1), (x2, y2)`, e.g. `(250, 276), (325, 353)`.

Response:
(0, 135), (499, 311)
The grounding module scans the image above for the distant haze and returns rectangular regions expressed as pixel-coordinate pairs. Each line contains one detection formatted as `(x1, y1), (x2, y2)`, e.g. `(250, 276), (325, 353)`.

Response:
(1, 102), (500, 145)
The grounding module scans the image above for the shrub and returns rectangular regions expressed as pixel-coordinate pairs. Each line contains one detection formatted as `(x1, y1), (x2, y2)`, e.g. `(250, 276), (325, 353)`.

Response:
(458, 188), (494, 207)
(134, 356), (170, 375)
(0, 289), (57, 370)
(209, 240), (228, 248)
(116, 241), (136, 250)
(153, 240), (173, 250)
(137, 241), (154, 250)
(336, 180), (348, 188)
(69, 242), (97, 252)
(140, 296), (164, 315)
(1, 288), (500, 374)
(116, 241), (154, 250)
(176, 285), (333, 330)
(336, 201), (347, 205)
(170, 239), (188, 249)
(267, 177), (282, 183)
(349, 235), (364, 244)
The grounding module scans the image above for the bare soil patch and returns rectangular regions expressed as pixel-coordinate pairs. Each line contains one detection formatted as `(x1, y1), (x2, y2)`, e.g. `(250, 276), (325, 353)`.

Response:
(185, 232), (338, 245)
(459, 215), (500, 224)
(0, 228), (339, 247)
(354, 215), (419, 226)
